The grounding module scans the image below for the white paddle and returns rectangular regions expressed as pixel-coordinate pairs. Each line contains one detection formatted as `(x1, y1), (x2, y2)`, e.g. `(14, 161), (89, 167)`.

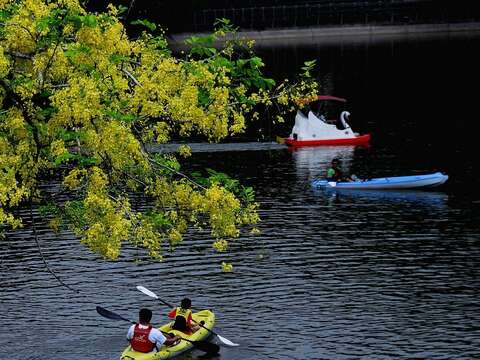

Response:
(136, 285), (239, 347)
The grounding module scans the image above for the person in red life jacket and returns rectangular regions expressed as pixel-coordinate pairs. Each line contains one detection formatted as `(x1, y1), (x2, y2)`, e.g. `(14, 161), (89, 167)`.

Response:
(127, 308), (180, 353)
(168, 298), (204, 334)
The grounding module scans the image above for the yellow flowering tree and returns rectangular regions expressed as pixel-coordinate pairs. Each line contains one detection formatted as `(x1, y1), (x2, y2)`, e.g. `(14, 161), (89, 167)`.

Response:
(0, 1), (317, 261)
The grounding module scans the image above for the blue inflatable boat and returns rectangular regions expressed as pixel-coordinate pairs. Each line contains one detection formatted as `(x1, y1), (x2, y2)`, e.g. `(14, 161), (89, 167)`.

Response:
(312, 172), (448, 190)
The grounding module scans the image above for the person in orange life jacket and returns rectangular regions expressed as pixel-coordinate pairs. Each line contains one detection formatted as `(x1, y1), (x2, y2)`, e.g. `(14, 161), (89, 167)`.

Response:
(127, 308), (180, 353)
(168, 298), (204, 334)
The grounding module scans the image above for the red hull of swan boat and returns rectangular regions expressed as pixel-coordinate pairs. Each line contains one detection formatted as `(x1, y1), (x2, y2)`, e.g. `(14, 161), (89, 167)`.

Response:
(285, 134), (371, 147)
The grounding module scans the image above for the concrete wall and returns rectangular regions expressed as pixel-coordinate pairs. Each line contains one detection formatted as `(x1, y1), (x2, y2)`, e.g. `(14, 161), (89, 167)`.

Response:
(168, 22), (480, 50)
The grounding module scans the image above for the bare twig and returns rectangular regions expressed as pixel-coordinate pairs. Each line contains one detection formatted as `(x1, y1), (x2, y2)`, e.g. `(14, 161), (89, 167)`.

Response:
(130, 125), (207, 191)
(29, 202), (79, 293)
(146, 155), (207, 191)
(5, 50), (33, 59)
(122, 68), (143, 88)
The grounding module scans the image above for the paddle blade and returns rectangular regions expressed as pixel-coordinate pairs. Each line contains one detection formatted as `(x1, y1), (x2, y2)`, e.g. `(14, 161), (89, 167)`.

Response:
(96, 306), (134, 323)
(216, 334), (239, 347)
(191, 340), (220, 355)
(136, 285), (158, 299)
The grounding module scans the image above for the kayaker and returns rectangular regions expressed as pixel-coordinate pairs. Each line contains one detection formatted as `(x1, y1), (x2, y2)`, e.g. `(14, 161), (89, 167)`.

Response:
(127, 308), (180, 352)
(326, 158), (356, 182)
(168, 298), (203, 334)
(326, 158), (346, 181)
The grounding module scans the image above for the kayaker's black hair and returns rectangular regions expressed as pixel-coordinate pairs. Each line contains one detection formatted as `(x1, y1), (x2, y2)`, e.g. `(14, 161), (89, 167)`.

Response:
(181, 298), (191, 309)
(332, 158), (340, 164)
(139, 308), (152, 324)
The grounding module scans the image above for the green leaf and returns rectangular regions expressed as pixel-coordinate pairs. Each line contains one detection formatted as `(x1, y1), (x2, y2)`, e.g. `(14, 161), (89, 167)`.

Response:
(146, 212), (172, 230)
(58, 129), (80, 141)
(38, 203), (61, 217)
(198, 88), (211, 106)
(109, 54), (130, 64)
(130, 19), (157, 32)
(64, 44), (92, 58)
(263, 78), (276, 88)
(78, 156), (100, 167)
(105, 110), (137, 123)
(39, 106), (57, 120)
(190, 171), (209, 187)
(206, 169), (240, 193)
(117, 5), (129, 15)
(237, 59), (247, 67)
(151, 36), (169, 51)
(153, 154), (181, 175)
(250, 57), (264, 68)
(239, 186), (255, 203)
(212, 56), (233, 69)
(301, 59), (317, 78)
(214, 18), (238, 33)
(53, 151), (76, 166)
(185, 34), (216, 47)
(83, 15), (98, 27)
(64, 200), (88, 229)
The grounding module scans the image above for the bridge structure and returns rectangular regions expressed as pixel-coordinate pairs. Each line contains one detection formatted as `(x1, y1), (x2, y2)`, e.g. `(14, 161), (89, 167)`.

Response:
(86, 1), (480, 38)
(187, 0), (478, 33)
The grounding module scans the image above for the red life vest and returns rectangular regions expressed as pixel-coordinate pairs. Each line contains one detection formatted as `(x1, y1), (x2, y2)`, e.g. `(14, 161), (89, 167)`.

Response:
(130, 324), (155, 353)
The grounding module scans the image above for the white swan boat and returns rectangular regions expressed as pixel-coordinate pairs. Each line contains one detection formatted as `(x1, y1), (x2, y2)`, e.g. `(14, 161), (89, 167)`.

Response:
(284, 95), (371, 147)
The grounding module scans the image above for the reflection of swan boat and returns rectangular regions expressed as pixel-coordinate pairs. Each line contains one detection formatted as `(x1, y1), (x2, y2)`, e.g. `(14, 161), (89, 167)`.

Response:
(312, 172), (449, 190)
(292, 146), (356, 180)
(284, 95), (371, 147)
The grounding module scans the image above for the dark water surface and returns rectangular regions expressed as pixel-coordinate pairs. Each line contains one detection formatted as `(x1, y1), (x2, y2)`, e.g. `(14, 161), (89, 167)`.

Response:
(1, 34), (480, 360)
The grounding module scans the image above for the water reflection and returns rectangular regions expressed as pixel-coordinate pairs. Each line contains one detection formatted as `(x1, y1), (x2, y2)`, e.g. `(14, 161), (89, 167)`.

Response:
(290, 145), (356, 180)
(319, 188), (449, 208)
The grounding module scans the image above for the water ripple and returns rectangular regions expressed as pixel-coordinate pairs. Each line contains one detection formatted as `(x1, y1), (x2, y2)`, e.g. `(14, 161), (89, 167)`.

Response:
(1, 144), (480, 359)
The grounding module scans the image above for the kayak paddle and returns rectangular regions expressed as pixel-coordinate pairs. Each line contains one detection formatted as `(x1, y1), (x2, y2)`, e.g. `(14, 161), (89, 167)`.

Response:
(136, 285), (239, 347)
(95, 306), (220, 355)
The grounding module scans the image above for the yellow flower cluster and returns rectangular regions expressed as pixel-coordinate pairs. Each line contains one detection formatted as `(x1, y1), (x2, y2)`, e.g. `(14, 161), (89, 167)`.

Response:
(212, 239), (228, 252)
(221, 261), (233, 272)
(178, 145), (192, 158)
(50, 139), (67, 158)
(0, 47), (10, 77)
(0, 108), (35, 228)
(0, 0), (316, 263)
(3, 0), (51, 53)
(63, 168), (87, 190)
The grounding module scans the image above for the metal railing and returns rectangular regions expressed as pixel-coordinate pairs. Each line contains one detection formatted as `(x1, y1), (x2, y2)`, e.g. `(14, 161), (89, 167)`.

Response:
(191, 1), (479, 32)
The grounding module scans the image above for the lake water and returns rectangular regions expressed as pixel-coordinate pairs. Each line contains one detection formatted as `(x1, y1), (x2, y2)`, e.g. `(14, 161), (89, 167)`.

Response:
(1, 32), (480, 359)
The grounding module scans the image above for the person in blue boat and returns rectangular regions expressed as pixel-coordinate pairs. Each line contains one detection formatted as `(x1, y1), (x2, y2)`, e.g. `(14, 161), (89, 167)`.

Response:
(326, 158), (345, 181)
(326, 158), (356, 182)
(127, 308), (180, 353)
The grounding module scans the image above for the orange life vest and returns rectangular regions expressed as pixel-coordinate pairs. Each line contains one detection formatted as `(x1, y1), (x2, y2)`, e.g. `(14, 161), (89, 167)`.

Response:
(175, 307), (192, 322)
(172, 307), (192, 332)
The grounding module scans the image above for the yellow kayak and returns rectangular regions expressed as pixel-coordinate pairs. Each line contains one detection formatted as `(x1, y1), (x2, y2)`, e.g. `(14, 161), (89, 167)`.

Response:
(120, 310), (215, 360)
